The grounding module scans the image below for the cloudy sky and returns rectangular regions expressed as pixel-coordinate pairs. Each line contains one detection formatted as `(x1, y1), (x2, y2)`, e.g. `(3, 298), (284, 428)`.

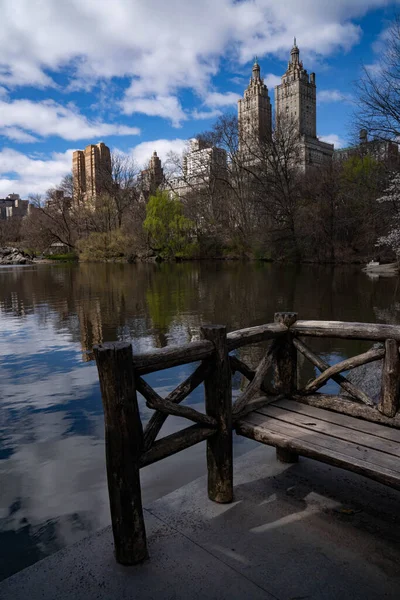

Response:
(0, 0), (399, 197)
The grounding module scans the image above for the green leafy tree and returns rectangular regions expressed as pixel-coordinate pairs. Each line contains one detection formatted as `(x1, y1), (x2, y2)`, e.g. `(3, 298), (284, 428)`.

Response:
(143, 191), (195, 258)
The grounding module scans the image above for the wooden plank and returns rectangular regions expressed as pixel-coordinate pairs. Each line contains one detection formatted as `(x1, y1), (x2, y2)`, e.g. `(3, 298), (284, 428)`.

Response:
(379, 339), (400, 418)
(293, 337), (374, 406)
(236, 415), (400, 490)
(143, 361), (209, 451)
(227, 323), (286, 351)
(233, 393), (283, 421)
(303, 347), (385, 395)
(292, 320), (400, 341)
(272, 398), (400, 443)
(93, 342), (148, 565)
(239, 412), (400, 474)
(201, 325), (233, 503)
(294, 394), (400, 430)
(256, 404), (400, 458)
(137, 376), (217, 428)
(139, 425), (215, 468)
(133, 340), (214, 375)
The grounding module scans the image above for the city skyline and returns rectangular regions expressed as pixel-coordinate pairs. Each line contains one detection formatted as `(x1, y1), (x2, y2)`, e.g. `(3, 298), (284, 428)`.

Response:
(0, 1), (399, 196)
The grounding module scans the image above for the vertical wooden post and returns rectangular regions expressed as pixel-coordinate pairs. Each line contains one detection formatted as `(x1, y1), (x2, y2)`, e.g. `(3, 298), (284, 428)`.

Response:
(272, 312), (298, 395)
(201, 325), (233, 503)
(93, 342), (148, 565)
(379, 338), (400, 418)
(273, 313), (298, 463)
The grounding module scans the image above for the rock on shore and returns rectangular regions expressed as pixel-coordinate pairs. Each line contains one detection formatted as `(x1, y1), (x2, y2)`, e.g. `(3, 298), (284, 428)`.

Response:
(0, 247), (32, 265)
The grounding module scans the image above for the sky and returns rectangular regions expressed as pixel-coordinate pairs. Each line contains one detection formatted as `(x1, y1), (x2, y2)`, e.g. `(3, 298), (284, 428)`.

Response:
(0, 0), (399, 198)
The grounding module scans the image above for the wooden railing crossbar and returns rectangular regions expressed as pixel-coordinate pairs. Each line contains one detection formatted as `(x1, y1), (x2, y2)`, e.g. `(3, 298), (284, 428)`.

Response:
(292, 320), (400, 341)
(294, 338), (375, 406)
(137, 375), (217, 428)
(302, 347), (385, 396)
(142, 361), (210, 451)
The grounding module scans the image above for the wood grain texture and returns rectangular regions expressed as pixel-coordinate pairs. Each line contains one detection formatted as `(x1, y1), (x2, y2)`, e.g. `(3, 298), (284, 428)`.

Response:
(293, 393), (400, 429)
(93, 342), (148, 565)
(232, 348), (274, 415)
(293, 337), (374, 406)
(236, 411), (400, 490)
(272, 313), (297, 394)
(226, 323), (286, 351)
(292, 320), (400, 341)
(201, 325), (233, 503)
(379, 339), (400, 418)
(139, 425), (215, 468)
(132, 340), (214, 375)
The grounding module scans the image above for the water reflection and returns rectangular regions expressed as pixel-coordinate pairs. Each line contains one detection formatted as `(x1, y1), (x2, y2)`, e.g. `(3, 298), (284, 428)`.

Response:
(0, 261), (399, 580)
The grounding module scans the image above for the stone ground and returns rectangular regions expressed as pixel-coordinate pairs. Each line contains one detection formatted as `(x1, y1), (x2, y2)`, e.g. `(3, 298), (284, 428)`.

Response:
(1, 444), (400, 600)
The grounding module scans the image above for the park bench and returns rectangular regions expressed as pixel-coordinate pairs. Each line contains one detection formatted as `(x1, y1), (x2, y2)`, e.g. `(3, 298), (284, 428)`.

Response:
(94, 313), (400, 565)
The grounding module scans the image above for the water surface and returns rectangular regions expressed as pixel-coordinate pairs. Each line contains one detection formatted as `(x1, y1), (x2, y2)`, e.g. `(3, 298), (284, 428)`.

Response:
(0, 261), (399, 580)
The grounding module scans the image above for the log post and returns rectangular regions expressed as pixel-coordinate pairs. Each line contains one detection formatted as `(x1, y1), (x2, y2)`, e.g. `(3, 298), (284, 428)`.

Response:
(93, 342), (148, 565)
(379, 339), (400, 418)
(272, 313), (298, 464)
(200, 325), (233, 503)
(272, 312), (298, 395)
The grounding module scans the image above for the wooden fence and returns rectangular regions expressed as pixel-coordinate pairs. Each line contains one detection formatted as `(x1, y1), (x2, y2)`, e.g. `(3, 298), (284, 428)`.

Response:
(93, 312), (400, 565)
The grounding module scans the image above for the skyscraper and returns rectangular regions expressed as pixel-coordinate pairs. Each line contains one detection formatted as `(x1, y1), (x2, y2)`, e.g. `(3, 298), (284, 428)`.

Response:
(238, 59), (272, 154)
(72, 142), (112, 204)
(275, 40), (333, 168)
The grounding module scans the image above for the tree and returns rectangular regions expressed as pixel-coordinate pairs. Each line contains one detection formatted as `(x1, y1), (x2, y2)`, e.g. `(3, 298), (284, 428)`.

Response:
(143, 191), (195, 257)
(356, 15), (400, 140)
(376, 171), (400, 258)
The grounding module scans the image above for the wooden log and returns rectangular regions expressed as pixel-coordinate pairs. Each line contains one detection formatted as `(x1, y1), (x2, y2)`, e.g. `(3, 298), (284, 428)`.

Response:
(137, 376), (217, 428)
(143, 361), (209, 451)
(379, 339), (400, 418)
(133, 340), (214, 375)
(229, 354), (255, 381)
(93, 342), (148, 565)
(293, 337), (374, 407)
(139, 425), (215, 468)
(227, 322), (286, 351)
(233, 393), (284, 422)
(276, 447), (298, 463)
(271, 312), (298, 394)
(292, 320), (400, 341)
(201, 325), (233, 503)
(303, 347), (385, 395)
(232, 348), (274, 415)
(294, 393), (400, 429)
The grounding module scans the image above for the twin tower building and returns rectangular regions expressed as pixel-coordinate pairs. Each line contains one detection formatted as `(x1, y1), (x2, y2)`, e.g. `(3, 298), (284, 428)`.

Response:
(238, 40), (333, 166)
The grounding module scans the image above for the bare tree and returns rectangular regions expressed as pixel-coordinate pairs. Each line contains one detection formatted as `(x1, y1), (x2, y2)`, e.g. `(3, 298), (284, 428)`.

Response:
(356, 15), (400, 140)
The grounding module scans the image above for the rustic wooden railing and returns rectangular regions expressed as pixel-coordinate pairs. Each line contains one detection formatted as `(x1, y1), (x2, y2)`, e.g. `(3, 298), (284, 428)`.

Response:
(93, 312), (400, 565)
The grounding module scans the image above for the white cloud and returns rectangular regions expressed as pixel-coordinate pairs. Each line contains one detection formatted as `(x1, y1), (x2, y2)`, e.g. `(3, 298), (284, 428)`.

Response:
(130, 139), (188, 169)
(204, 91), (242, 108)
(0, 0), (395, 111)
(121, 95), (186, 128)
(0, 147), (73, 196)
(192, 108), (223, 120)
(319, 133), (346, 148)
(264, 74), (282, 89)
(0, 98), (140, 141)
(318, 89), (354, 103)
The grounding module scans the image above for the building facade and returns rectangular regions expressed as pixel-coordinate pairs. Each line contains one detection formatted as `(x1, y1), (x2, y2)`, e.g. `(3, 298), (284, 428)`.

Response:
(139, 151), (165, 200)
(334, 129), (399, 166)
(237, 41), (334, 170)
(0, 194), (31, 220)
(238, 59), (272, 153)
(72, 142), (113, 204)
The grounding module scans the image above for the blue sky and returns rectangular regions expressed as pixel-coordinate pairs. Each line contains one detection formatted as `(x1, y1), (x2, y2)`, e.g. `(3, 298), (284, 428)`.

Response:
(0, 0), (399, 197)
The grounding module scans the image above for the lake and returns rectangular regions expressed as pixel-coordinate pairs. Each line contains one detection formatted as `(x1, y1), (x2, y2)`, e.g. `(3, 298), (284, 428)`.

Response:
(0, 261), (398, 581)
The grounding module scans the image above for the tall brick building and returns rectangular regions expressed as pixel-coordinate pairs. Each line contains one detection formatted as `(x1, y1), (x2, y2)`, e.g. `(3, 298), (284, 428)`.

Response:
(72, 142), (112, 204)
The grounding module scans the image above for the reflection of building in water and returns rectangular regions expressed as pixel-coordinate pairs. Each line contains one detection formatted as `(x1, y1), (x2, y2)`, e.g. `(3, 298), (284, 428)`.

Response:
(77, 299), (103, 362)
